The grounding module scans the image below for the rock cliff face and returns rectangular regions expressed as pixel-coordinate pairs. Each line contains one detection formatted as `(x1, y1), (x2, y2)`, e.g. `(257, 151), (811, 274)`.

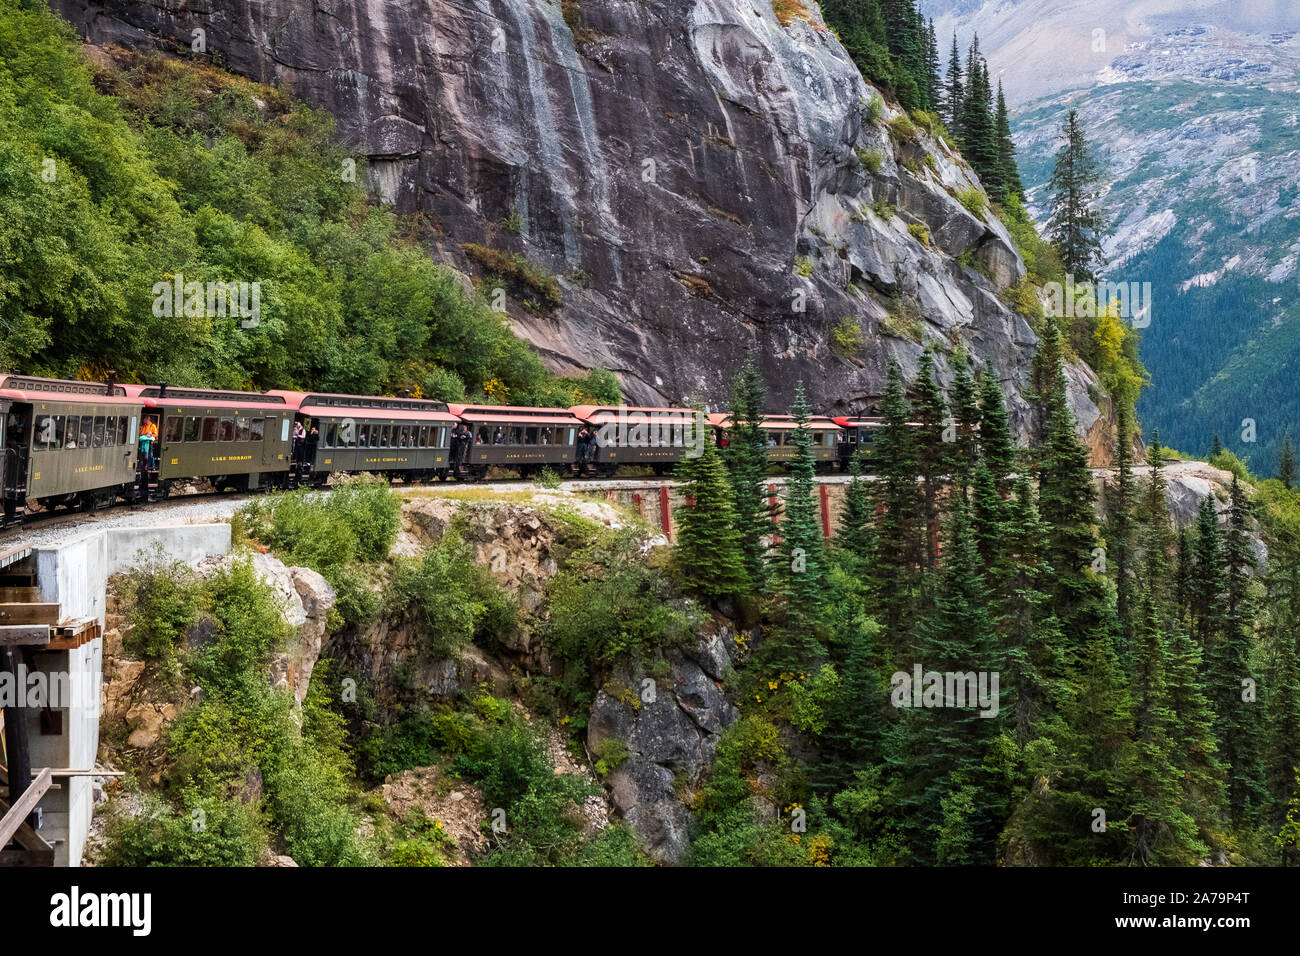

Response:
(53, 0), (1105, 447)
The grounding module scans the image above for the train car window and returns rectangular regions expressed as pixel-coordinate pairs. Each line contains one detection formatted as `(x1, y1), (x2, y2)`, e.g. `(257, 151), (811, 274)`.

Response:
(52, 416), (66, 450)
(509, 427), (523, 445)
(811, 431), (822, 447)
(34, 416), (53, 450)
(164, 418), (183, 443)
(523, 427), (536, 445)
(399, 425), (411, 447)
(378, 425), (390, 448)
(567, 428), (575, 444)
(324, 423), (337, 447)
(217, 418), (234, 441)
(250, 418), (265, 442)
(357, 424), (369, 446)
(62, 416), (78, 449)
(91, 417), (105, 448)
(78, 419), (92, 449)
(105, 416), (118, 446)
(417, 426), (428, 448)
(278, 417), (290, 443)
(116, 417), (127, 445)
(181, 417), (198, 442)
(236, 417), (250, 442)
(202, 417), (219, 442)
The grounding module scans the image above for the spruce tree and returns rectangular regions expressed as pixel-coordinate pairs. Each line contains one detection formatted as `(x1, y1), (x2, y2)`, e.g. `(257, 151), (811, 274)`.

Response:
(993, 80), (1024, 203)
(672, 432), (748, 600)
(922, 18), (940, 113)
(913, 349), (950, 574)
(949, 352), (981, 489)
(1277, 434), (1296, 490)
(944, 32), (963, 137)
(1128, 588), (1205, 864)
(771, 381), (829, 670)
(1215, 475), (1268, 822)
(1033, 317), (1108, 670)
(725, 358), (772, 589)
(976, 365), (1016, 489)
(1108, 402), (1136, 651)
(898, 497), (1003, 864)
(872, 361), (924, 646)
(837, 449), (877, 573)
(1046, 109), (1107, 283)
(1000, 474), (1065, 741)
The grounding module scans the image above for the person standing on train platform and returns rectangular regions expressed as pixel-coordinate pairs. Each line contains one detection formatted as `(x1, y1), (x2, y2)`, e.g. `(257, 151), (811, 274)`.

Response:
(292, 420), (306, 465)
(139, 417), (159, 469)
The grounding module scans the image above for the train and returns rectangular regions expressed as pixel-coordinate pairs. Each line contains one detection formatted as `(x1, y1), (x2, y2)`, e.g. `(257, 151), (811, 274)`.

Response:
(0, 374), (890, 525)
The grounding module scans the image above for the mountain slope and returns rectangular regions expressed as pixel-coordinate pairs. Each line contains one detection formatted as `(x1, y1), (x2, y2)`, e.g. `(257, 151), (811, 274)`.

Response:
(51, 0), (1109, 448)
(922, 0), (1300, 472)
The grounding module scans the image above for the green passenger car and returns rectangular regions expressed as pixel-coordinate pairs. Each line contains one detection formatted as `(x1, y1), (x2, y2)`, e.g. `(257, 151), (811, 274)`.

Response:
(1, 375), (143, 516)
(447, 404), (579, 478)
(270, 391), (459, 482)
(125, 386), (294, 493)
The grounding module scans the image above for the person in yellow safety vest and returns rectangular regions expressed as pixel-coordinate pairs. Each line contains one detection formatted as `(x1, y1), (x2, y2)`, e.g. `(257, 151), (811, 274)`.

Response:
(139, 418), (158, 469)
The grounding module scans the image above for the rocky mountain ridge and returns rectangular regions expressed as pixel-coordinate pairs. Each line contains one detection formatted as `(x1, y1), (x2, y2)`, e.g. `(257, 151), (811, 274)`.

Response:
(53, 0), (1109, 451)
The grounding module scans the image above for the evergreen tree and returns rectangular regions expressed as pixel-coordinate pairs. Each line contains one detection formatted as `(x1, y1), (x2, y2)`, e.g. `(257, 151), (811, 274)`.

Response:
(924, 19), (941, 114)
(1108, 402), (1136, 651)
(959, 38), (998, 187)
(1128, 587), (1205, 864)
(1046, 109), (1107, 283)
(1033, 317), (1108, 670)
(1215, 475), (1268, 822)
(897, 497), (1004, 863)
(913, 349), (950, 574)
(993, 80), (1024, 203)
(872, 361), (924, 645)
(999, 474), (1062, 741)
(944, 32), (963, 137)
(1277, 434), (1296, 490)
(976, 365), (1016, 489)
(672, 431), (748, 600)
(949, 352), (981, 488)
(771, 381), (830, 670)
(1023, 631), (1134, 864)
(1189, 495), (1226, 653)
(837, 450), (877, 572)
(1210, 434), (1223, 459)
(725, 358), (772, 589)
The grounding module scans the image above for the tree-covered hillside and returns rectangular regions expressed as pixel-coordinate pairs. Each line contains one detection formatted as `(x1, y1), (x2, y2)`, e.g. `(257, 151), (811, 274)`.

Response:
(0, 0), (615, 406)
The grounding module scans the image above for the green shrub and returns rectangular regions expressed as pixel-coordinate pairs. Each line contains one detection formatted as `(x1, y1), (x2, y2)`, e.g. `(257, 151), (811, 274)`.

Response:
(955, 186), (986, 219)
(889, 114), (918, 141)
(96, 791), (267, 867)
(391, 527), (518, 659)
(794, 255), (813, 277)
(855, 148), (884, 174)
(862, 93), (884, 125)
(116, 553), (203, 664)
(421, 366), (466, 402)
(872, 195), (894, 219)
(462, 242), (561, 308)
(541, 530), (700, 726)
(592, 738), (629, 777)
(830, 317), (866, 360)
(907, 222), (931, 246)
